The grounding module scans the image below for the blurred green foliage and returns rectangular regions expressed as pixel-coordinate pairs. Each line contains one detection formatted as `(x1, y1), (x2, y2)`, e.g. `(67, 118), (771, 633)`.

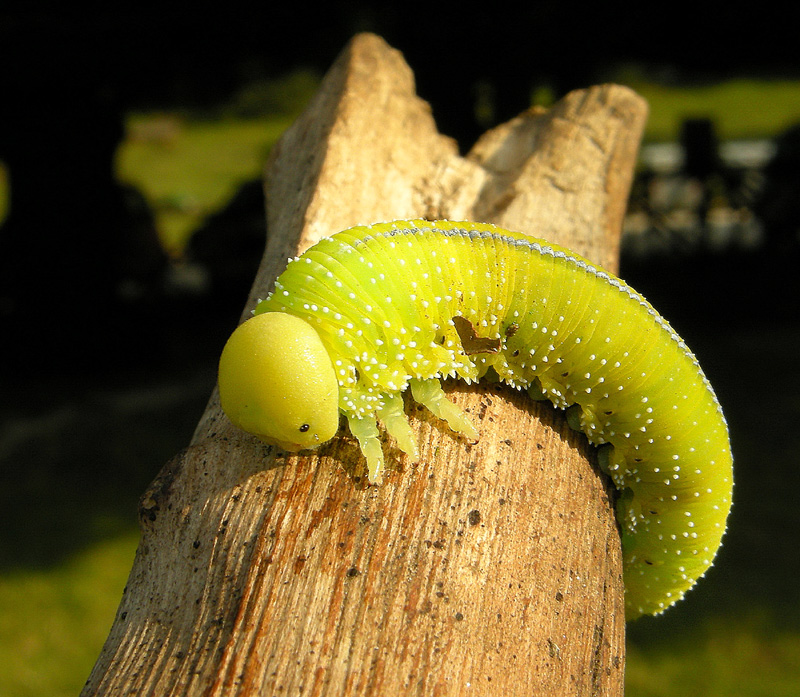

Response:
(627, 613), (800, 697)
(113, 69), (320, 256)
(627, 76), (800, 142)
(0, 534), (139, 697)
(115, 115), (291, 256)
(4, 75), (800, 251)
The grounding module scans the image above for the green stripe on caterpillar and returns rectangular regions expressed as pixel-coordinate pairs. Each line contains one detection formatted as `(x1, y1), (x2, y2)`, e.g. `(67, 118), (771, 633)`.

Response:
(217, 219), (733, 619)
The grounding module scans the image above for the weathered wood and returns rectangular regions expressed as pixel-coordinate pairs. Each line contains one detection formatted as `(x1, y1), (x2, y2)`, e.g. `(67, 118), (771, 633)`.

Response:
(82, 33), (647, 697)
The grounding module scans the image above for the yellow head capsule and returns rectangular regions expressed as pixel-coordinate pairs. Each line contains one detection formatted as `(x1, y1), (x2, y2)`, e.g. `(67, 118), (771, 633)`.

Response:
(218, 312), (339, 452)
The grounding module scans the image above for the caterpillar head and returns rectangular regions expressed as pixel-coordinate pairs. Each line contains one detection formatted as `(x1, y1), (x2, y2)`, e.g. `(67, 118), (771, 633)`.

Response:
(218, 312), (339, 452)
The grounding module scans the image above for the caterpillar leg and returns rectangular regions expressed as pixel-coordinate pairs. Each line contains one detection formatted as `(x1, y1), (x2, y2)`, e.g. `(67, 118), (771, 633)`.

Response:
(347, 416), (384, 483)
(377, 392), (419, 462)
(409, 378), (479, 442)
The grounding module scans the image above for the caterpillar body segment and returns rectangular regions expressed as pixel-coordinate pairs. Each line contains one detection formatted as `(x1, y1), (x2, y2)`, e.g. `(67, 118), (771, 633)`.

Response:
(217, 219), (733, 619)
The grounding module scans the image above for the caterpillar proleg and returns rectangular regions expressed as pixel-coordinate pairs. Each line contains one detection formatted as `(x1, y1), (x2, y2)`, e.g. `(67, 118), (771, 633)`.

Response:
(218, 219), (733, 619)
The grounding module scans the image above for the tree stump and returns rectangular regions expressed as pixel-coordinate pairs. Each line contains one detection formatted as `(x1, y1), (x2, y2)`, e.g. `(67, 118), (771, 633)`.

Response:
(82, 33), (647, 697)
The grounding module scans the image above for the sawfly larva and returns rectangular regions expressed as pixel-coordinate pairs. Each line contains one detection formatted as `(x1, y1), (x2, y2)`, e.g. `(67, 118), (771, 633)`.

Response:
(217, 219), (733, 619)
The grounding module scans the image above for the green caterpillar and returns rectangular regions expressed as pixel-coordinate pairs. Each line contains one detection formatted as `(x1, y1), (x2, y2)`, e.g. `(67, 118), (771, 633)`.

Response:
(217, 219), (733, 619)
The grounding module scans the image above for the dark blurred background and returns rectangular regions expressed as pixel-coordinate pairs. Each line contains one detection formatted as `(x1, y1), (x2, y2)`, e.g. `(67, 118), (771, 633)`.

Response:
(1, 3), (799, 695)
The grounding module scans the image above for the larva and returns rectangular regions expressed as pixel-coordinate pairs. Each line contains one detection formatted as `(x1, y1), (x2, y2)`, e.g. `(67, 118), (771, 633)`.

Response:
(217, 219), (733, 619)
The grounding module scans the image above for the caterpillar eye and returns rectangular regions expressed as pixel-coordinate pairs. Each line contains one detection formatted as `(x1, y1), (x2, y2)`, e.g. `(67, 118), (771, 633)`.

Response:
(299, 423), (310, 433)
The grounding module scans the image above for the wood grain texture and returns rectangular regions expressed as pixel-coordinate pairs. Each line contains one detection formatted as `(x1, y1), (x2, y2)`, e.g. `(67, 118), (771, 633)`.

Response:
(82, 33), (647, 696)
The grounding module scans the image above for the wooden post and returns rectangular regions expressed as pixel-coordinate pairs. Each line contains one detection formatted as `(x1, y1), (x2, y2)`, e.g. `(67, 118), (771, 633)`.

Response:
(82, 33), (647, 696)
